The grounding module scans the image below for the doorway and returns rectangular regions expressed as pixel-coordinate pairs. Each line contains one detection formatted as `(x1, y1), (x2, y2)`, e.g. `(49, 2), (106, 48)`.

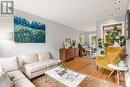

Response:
(89, 34), (97, 56)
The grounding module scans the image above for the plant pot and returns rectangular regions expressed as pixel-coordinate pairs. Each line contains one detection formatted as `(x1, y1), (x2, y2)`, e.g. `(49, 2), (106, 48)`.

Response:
(108, 43), (113, 46)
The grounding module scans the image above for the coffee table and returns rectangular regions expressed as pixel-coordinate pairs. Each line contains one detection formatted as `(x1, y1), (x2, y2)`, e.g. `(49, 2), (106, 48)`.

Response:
(107, 64), (128, 85)
(44, 67), (86, 87)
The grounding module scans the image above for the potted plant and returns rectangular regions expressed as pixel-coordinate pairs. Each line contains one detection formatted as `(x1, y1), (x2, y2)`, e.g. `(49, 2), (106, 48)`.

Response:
(120, 36), (126, 47)
(113, 25), (122, 47)
(98, 38), (103, 48)
(71, 40), (76, 48)
(56, 64), (68, 76)
(105, 31), (113, 46)
(119, 53), (128, 67)
(103, 24), (126, 47)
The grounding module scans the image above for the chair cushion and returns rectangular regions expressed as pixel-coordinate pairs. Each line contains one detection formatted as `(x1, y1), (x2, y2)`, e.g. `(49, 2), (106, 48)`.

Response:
(41, 59), (59, 68)
(7, 70), (25, 81)
(24, 62), (46, 74)
(15, 78), (35, 87)
(38, 52), (51, 61)
(105, 53), (118, 61)
(0, 57), (19, 72)
(21, 54), (38, 64)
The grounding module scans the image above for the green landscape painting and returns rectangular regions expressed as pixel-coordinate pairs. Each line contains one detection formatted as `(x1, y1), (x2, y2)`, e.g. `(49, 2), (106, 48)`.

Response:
(14, 16), (46, 43)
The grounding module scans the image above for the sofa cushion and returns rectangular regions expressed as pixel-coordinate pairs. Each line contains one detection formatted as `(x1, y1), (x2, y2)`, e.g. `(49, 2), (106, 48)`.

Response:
(15, 78), (35, 87)
(41, 59), (59, 68)
(7, 70), (25, 81)
(0, 57), (19, 72)
(21, 54), (38, 64)
(38, 52), (51, 61)
(24, 62), (46, 74)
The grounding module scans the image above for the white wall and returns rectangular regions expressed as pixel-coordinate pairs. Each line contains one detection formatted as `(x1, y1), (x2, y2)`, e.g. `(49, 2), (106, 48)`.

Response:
(0, 9), (85, 59)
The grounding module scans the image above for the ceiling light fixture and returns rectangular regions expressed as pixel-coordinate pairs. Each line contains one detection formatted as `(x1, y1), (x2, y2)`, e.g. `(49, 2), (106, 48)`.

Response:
(115, 7), (120, 10)
(115, 0), (121, 4)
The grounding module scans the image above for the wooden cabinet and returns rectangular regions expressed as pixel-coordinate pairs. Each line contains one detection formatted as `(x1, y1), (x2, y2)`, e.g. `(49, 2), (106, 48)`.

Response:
(60, 48), (79, 62)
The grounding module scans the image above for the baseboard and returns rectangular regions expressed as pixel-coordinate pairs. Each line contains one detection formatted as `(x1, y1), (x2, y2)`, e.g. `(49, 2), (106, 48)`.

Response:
(125, 71), (130, 87)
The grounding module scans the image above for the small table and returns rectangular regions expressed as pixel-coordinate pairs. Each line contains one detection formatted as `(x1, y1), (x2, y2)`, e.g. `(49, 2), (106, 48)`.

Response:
(107, 64), (128, 85)
(45, 67), (86, 87)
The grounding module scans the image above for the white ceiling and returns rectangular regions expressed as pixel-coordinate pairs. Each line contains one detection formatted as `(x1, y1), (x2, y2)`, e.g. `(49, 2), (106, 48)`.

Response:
(15, 0), (128, 32)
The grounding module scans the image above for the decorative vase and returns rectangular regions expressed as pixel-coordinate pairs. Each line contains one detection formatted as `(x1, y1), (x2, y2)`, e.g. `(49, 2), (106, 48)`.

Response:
(119, 60), (126, 68)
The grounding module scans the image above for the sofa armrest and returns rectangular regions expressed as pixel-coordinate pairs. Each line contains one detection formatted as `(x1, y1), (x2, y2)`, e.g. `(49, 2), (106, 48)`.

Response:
(56, 59), (61, 63)
(52, 59), (61, 63)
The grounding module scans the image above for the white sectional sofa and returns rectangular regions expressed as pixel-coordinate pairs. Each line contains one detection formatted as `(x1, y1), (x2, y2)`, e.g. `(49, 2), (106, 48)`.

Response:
(20, 52), (59, 79)
(0, 52), (60, 87)
(0, 57), (35, 87)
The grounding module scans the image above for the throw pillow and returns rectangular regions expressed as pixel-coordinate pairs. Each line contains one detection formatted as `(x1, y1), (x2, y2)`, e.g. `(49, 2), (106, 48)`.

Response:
(21, 53), (39, 64)
(38, 52), (51, 61)
(0, 57), (19, 72)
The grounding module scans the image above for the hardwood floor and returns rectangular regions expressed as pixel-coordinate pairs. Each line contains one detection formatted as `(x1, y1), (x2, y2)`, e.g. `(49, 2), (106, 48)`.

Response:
(64, 57), (126, 87)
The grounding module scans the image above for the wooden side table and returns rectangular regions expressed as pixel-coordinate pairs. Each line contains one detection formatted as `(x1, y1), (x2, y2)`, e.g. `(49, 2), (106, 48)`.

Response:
(107, 64), (128, 85)
(60, 48), (79, 62)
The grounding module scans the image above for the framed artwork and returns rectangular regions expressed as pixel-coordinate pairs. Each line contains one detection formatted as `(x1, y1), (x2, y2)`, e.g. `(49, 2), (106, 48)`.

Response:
(14, 16), (46, 43)
(64, 42), (70, 49)
(65, 38), (71, 48)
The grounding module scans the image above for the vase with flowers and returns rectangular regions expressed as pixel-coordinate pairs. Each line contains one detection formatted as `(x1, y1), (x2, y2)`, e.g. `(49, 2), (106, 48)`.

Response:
(60, 64), (67, 73)
(119, 53), (128, 67)
(55, 64), (68, 76)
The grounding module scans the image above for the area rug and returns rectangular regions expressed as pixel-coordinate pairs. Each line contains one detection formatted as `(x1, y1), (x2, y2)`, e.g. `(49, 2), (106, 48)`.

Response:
(32, 74), (122, 87)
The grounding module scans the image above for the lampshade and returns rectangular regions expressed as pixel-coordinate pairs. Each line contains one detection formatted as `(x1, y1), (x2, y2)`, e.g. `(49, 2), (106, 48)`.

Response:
(0, 32), (13, 40)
